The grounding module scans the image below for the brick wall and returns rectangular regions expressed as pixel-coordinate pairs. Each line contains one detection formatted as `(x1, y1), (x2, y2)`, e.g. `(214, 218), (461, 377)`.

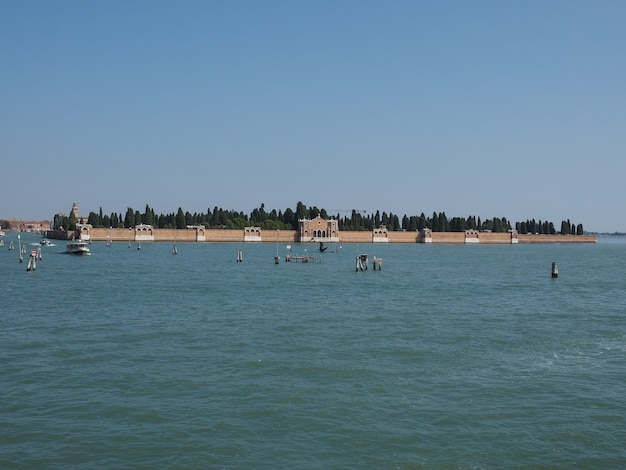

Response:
(518, 234), (596, 243)
(84, 227), (596, 244)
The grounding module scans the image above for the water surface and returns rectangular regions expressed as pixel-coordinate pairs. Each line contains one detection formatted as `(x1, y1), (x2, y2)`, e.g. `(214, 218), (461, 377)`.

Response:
(1, 233), (625, 468)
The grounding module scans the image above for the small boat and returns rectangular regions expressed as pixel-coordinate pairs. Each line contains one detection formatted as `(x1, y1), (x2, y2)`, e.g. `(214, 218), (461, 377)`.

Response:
(40, 238), (52, 246)
(0, 230), (5, 236)
(66, 240), (90, 255)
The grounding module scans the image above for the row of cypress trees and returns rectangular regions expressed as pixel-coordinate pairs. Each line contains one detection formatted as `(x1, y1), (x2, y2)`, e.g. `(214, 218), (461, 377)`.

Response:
(53, 202), (583, 235)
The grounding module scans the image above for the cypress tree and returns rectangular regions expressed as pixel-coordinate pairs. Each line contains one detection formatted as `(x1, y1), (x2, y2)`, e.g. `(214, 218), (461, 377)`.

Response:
(176, 207), (186, 229)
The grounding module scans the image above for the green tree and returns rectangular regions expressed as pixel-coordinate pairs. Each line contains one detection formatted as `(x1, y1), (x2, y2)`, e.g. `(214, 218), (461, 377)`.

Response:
(283, 208), (296, 229)
(143, 204), (154, 226)
(295, 201), (308, 221)
(353, 210), (364, 230)
(392, 214), (400, 231)
(124, 208), (134, 228)
(418, 213), (427, 230)
(438, 212), (448, 232)
(87, 211), (99, 226)
(176, 207), (186, 229)
(431, 212), (438, 231)
(68, 211), (78, 231)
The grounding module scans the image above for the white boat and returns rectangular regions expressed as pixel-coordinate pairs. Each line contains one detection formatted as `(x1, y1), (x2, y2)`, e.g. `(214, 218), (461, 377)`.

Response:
(40, 238), (52, 246)
(66, 240), (90, 255)
(0, 230), (5, 236)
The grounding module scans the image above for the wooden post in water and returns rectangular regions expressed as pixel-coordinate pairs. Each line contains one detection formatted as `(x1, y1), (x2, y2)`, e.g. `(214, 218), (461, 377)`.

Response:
(356, 254), (368, 271)
(237, 248), (243, 263)
(551, 262), (558, 278)
(27, 250), (36, 271)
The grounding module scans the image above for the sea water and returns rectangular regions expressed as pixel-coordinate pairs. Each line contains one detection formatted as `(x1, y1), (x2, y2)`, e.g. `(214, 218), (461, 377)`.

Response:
(1, 232), (625, 468)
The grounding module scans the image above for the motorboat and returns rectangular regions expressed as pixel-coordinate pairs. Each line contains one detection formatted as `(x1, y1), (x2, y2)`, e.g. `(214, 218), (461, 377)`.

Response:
(40, 238), (52, 246)
(66, 240), (90, 255)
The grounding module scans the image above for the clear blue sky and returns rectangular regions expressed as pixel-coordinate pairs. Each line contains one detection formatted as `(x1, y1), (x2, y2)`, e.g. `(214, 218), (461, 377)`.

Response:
(1, 1), (624, 231)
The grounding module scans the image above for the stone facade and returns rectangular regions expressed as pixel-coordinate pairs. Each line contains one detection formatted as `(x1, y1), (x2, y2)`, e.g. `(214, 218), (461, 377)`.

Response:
(134, 224), (155, 241)
(244, 227), (262, 242)
(298, 216), (339, 243)
(77, 223), (92, 241)
(373, 225), (389, 243)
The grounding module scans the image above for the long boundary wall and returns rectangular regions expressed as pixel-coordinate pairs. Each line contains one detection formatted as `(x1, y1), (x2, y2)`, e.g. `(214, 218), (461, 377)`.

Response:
(517, 234), (596, 244)
(75, 227), (596, 244)
(87, 227), (298, 243)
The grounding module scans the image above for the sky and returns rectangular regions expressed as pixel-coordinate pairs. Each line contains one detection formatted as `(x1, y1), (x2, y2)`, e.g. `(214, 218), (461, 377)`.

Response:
(1, 0), (625, 232)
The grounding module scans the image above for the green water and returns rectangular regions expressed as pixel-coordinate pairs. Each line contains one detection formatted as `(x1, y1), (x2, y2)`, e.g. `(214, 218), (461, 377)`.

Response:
(1, 232), (625, 468)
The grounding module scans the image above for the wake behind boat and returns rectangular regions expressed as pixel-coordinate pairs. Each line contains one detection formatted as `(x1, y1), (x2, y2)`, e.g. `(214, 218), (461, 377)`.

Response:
(66, 239), (90, 255)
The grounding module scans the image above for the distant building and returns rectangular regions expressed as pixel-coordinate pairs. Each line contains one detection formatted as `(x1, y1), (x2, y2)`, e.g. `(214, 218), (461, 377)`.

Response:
(54, 201), (88, 228)
(134, 224), (154, 241)
(373, 224), (389, 242)
(298, 216), (339, 243)
(244, 227), (262, 242)
(2, 219), (51, 232)
(71, 201), (89, 223)
(77, 223), (93, 241)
